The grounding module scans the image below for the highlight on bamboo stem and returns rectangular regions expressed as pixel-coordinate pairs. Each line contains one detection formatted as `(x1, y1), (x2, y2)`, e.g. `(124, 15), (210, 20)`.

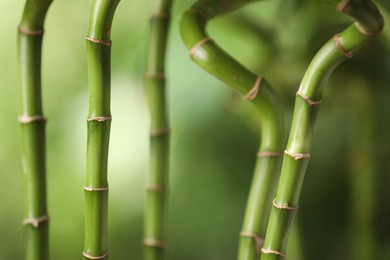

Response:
(180, 1), (285, 259)
(143, 0), (173, 259)
(261, 1), (384, 259)
(83, 0), (120, 259)
(18, 0), (53, 259)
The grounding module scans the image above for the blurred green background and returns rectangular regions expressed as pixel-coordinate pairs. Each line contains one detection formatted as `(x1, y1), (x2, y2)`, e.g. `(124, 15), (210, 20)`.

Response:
(1, 0), (390, 259)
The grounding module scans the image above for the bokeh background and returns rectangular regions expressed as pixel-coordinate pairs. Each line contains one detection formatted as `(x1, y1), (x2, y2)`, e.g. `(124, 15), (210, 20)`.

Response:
(1, 0), (390, 259)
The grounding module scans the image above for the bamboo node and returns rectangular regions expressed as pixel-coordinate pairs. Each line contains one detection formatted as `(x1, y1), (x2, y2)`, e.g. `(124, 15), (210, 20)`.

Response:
(257, 151), (283, 157)
(18, 115), (48, 124)
(85, 37), (112, 47)
(240, 231), (264, 254)
(145, 184), (166, 193)
(150, 13), (170, 20)
(18, 26), (44, 36)
(82, 251), (108, 259)
(87, 116), (112, 122)
(143, 238), (166, 248)
(337, 0), (350, 13)
(22, 215), (50, 228)
(296, 87), (322, 106)
(284, 150), (311, 160)
(333, 34), (353, 58)
(244, 76), (262, 101)
(272, 199), (299, 210)
(354, 22), (383, 37)
(189, 37), (211, 57)
(145, 72), (166, 80)
(150, 127), (169, 138)
(261, 248), (286, 258)
(84, 186), (109, 191)
(187, 8), (208, 21)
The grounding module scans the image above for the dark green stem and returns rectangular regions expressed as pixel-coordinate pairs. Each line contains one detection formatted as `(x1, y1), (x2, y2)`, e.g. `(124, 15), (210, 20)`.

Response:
(180, 1), (285, 259)
(18, 0), (53, 259)
(143, 0), (173, 259)
(261, 1), (383, 259)
(83, 0), (120, 259)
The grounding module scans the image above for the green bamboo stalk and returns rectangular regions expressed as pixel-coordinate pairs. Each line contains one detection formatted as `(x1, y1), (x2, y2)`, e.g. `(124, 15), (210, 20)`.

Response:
(83, 0), (120, 259)
(261, 1), (383, 259)
(143, 0), (173, 259)
(18, 0), (52, 259)
(180, 1), (285, 259)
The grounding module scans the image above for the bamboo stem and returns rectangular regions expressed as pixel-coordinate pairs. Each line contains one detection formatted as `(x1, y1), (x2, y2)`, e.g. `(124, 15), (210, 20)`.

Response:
(180, 1), (285, 259)
(144, 0), (173, 260)
(18, 0), (52, 259)
(261, 1), (383, 259)
(84, 0), (120, 259)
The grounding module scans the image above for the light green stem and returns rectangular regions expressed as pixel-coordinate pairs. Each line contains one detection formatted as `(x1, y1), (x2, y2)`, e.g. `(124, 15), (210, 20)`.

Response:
(261, 1), (383, 259)
(143, 0), (173, 259)
(84, 0), (120, 259)
(18, 0), (53, 259)
(180, 1), (285, 259)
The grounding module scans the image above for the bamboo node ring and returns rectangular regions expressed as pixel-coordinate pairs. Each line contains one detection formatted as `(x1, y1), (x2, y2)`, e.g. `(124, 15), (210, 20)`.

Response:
(240, 231), (264, 254)
(272, 199), (299, 210)
(337, 0), (350, 13)
(284, 150), (311, 160)
(145, 72), (166, 80)
(150, 13), (170, 20)
(354, 22), (383, 37)
(189, 37), (211, 57)
(144, 238), (166, 248)
(84, 186), (109, 191)
(18, 26), (44, 36)
(22, 215), (50, 228)
(261, 248), (286, 258)
(85, 37), (112, 47)
(333, 34), (353, 58)
(87, 116), (112, 122)
(150, 127), (169, 138)
(18, 115), (48, 124)
(244, 76), (262, 101)
(257, 151), (283, 157)
(145, 184), (166, 193)
(296, 88), (322, 106)
(82, 251), (109, 260)
(187, 8), (208, 20)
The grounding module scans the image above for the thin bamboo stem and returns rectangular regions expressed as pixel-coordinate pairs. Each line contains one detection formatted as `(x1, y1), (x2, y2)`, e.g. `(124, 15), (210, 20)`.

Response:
(144, 0), (173, 260)
(84, 0), (120, 259)
(18, 0), (52, 259)
(180, 1), (285, 259)
(261, 1), (383, 259)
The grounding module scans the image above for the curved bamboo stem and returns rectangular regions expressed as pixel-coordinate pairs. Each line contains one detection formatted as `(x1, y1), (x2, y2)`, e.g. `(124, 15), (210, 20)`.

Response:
(180, 1), (285, 259)
(18, 0), (53, 259)
(83, 0), (120, 259)
(143, 0), (173, 259)
(261, 1), (383, 259)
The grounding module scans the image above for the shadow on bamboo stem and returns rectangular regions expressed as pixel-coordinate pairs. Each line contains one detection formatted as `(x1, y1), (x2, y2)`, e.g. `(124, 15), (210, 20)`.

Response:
(83, 0), (120, 259)
(18, 0), (53, 259)
(143, 0), (173, 260)
(261, 1), (383, 259)
(180, 1), (285, 259)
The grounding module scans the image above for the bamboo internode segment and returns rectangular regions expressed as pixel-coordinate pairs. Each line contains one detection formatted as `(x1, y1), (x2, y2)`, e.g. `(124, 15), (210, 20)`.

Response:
(189, 37), (211, 57)
(22, 215), (50, 228)
(244, 76), (262, 101)
(18, 25), (44, 36)
(144, 238), (166, 248)
(83, 186), (109, 191)
(145, 184), (166, 192)
(82, 251), (109, 260)
(261, 248), (286, 258)
(296, 88), (322, 106)
(240, 231), (264, 254)
(272, 199), (299, 210)
(187, 8), (208, 20)
(150, 127), (169, 138)
(87, 116), (112, 122)
(85, 37), (112, 47)
(18, 115), (47, 123)
(145, 72), (166, 80)
(284, 150), (311, 160)
(257, 151), (283, 157)
(333, 34), (353, 58)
